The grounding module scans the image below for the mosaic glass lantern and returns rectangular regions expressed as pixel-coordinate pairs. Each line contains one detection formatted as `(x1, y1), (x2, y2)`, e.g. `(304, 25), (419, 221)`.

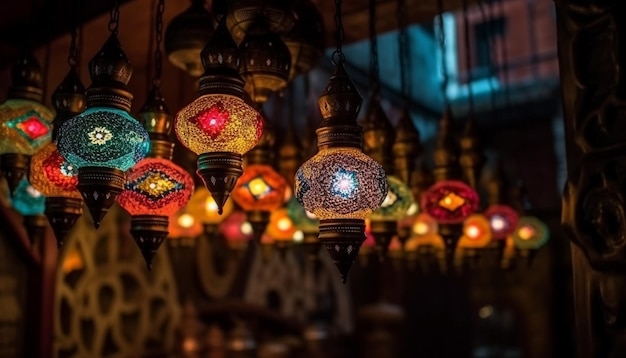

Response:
(513, 216), (549, 250)
(117, 158), (194, 269)
(57, 34), (150, 228)
(266, 208), (297, 249)
(231, 164), (288, 241)
(484, 204), (520, 240)
(169, 209), (203, 240)
(29, 142), (82, 247)
(421, 180), (479, 224)
(295, 61), (388, 282)
(174, 21), (263, 214)
(0, 54), (54, 193)
(457, 214), (492, 249)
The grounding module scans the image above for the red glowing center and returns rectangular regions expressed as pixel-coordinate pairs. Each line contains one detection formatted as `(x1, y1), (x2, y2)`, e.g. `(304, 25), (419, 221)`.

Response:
(42, 150), (78, 191)
(197, 104), (229, 139)
(17, 116), (49, 140)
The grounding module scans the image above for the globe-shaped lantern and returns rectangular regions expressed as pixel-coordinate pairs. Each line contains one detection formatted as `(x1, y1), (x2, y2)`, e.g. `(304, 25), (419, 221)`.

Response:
(240, 18), (291, 104)
(294, 61), (388, 282)
(266, 208), (297, 250)
(0, 54), (54, 193)
(29, 143), (82, 248)
(57, 34), (150, 228)
(421, 180), (479, 225)
(169, 209), (203, 240)
(164, 0), (216, 76)
(11, 177), (48, 244)
(231, 164), (288, 242)
(226, 0), (295, 45)
(117, 89), (194, 269)
(117, 158), (194, 269)
(282, 0), (324, 80)
(187, 186), (235, 237)
(457, 214), (492, 249)
(513, 216), (549, 251)
(174, 21), (263, 215)
(484, 204), (520, 240)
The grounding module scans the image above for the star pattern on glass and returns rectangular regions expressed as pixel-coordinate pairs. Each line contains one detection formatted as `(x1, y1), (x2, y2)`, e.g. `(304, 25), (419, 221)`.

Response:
(196, 103), (229, 139)
(7, 112), (50, 143)
(438, 192), (466, 211)
(331, 168), (358, 199)
(245, 176), (273, 200)
(88, 126), (113, 145)
(127, 171), (182, 200)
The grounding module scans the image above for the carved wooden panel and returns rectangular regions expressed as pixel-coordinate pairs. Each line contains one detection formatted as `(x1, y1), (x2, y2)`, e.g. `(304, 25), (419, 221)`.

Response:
(54, 206), (181, 357)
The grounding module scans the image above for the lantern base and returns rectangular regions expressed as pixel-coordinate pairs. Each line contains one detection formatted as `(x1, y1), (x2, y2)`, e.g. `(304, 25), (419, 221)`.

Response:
(247, 210), (270, 243)
(0, 153), (30, 194)
(197, 152), (243, 215)
(318, 219), (366, 284)
(370, 220), (398, 261)
(302, 231), (321, 262)
(24, 214), (48, 246)
(77, 167), (125, 229)
(45, 197), (83, 249)
(130, 215), (169, 270)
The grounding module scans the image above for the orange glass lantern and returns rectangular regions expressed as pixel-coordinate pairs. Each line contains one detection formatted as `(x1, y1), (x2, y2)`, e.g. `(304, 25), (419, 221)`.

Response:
(187, 186), (235, 236)
(169, 209), (203, 240)
(266, 208), (297, 249)
(458, 214), (492, 249)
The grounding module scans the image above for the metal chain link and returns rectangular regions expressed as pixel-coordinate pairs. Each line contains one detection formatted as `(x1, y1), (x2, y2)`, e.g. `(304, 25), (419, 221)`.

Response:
(369, 0), (379, 87)
(153, 0), (165, 87)
(397, 0), (410, 101)
(462, 0), (474, 113)
(436, 0), (449, 106)
(331, 0), (346, 64)
(109, 0), (120, 34)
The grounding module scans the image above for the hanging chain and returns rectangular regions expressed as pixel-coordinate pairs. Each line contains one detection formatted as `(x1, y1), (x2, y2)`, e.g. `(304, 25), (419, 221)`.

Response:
(369, 0), (380, 86)
(108, 0), (120, 34)
(67, 0), (80, 67)
(462, 0), (474, 114)
(397, 0), (410, 102)
(153, 0), (165, 87)
(332, 0), (346, 64)
(436, 0), (449, 107)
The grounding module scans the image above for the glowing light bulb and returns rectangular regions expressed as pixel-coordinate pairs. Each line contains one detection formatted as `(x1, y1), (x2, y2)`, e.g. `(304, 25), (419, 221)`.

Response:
(205, 197), (219, 213)
(518, 226), (535, 240)
(512, 216), (549, 250)
(466, 225), (480, 239)
(178, 213), (195, 229)
(277, 217), (292, 231)
(410, 213), (438, 237)
(241, 222), (253, 235)
(484, 204), (519, 240)
(293, 230), (304, 242)
(421, 180), (479, 224)
(232, 164), (287, 212)
(458, 214), (492, 248)
(413, 222), (429, 236)
(187, 187), (234, 225)
(490, 215), (506, 231)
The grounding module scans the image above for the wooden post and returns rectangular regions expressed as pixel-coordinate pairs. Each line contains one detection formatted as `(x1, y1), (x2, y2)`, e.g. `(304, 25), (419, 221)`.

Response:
(556, 1), (626, 356)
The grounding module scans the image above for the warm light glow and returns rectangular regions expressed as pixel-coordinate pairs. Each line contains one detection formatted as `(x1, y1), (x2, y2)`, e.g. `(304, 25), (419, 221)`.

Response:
(479, 305), (494, 319)
(413, 222), (430, 236)
(205, 196), (219, 213)
(293, 230), (304, 242)
(421, 180), (479, 224)
(247, 177), (271, 199)
(484, 204), (520, 240)
(62, 248), (84, 273)
(187, 187), (234, 225)
(267, 209), (297, 241)
(466, 225), (480, 239)
(178, 213), (195, 229)
(410, 213), (438, 237)
(518, 225), (535, 240)
(241, 222), (253, 235)
(458, 214), (492, 248)
(490, 215), (507, 231)
(369, 175), (415, 222)
(277, 217), (292, 231)
(439, 192), (465, 211)
(512, 216), (549, 250)
(406, 203), (418, 216)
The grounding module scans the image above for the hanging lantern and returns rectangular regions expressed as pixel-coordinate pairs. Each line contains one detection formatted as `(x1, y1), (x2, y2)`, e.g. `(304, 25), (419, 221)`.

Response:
(29, 143), (82, 248)
(169, 209), (203, 240)
(240, 18), (291, 105)
(513, 216), (549, 251)
(186, 186), (235, 236)
(220, 210), (254, 252)
(421, 180), (479, 224)
(294, 61), (388, 283)
(117, 87), (194, 269)
(484, 204), (519, 240)
(266, 208), (297, 250)
(174, 21), (263, 214)
(11, 177), (48, 244)
(287, 196), (319, 259)
(282, 0), (325, 80)
(57, 34), (150, 228)
(458, 214), (492, 248)
(164, 0), (216, 76)
(231, 163), (288, 241)
(226, 0), (295, 45)
(0, 54), (54, 193)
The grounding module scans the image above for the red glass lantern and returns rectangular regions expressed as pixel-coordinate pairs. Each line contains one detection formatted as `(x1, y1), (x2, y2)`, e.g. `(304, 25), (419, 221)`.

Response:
(117, 158), (194, 269)
(484, 204), (519, 240)
(420, 180), (479, 224)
